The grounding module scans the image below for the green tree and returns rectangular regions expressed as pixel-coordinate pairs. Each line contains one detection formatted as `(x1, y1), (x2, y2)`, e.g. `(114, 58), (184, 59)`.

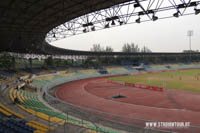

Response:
(122, 43), (140, 53)
(141, 46), (152, 53)
(122, 43), (152, 53)
(90, 44), (104, 52)
(105, 46), (114, 52)
(122, 43), (132, 53)
(90, 44), (114, 52)
(44, 56), (54, 66)
(0, 53), (14, 70)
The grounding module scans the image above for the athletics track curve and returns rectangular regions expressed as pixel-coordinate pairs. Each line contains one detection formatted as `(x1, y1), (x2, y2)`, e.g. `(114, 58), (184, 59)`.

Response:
(55, 76), (200, 133)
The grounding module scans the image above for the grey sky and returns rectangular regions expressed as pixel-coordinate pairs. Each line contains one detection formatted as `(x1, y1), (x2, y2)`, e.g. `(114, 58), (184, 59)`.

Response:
(51, 14), (200, 52)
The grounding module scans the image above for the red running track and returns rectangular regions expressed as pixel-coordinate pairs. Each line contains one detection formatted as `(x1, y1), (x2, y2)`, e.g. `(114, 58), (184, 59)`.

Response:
(56, 76), (200, 132)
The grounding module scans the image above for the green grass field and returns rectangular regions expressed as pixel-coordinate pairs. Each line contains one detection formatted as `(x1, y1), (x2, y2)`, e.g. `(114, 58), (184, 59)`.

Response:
(109, 69), (200, 92)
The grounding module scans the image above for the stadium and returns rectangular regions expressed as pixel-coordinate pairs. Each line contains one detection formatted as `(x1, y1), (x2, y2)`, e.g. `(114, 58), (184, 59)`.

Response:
(1, 0), (200, 133)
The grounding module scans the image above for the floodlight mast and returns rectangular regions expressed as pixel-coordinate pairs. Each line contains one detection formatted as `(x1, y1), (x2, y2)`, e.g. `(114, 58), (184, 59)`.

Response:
(187, 30), (194, 62)
(187, 30), (194, 52)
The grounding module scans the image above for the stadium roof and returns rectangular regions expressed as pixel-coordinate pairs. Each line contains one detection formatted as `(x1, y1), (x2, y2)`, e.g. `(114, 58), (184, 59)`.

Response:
(0, 0), (133, 54)
(0, 0), (200, 56)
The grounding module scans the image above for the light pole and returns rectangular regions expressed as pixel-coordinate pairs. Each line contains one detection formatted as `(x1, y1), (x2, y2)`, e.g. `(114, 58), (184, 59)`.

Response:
(187, 30), (193, 52)
(187, 30), (193, 62)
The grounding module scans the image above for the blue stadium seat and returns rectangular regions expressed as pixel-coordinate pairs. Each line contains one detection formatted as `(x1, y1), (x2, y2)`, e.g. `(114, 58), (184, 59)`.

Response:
(0, 118), (36, 133)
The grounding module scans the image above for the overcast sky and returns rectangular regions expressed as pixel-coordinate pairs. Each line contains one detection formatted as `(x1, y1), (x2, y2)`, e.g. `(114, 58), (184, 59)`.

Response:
(51, 14), (200, 52)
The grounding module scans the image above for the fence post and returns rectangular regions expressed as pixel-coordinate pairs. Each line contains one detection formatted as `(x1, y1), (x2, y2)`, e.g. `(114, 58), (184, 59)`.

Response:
(81, 118), (83, 126)
(35, 111), (37, 121)
(144, 127), (148, 133)
(48, 116), (51, 133)
(64, 120), (66, 133)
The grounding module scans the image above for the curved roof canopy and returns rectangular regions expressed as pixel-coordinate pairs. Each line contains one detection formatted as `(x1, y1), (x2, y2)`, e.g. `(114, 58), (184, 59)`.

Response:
(0, 0), (132, 53)
(46, 0), (200, 43)
(0, 0), (200, 56)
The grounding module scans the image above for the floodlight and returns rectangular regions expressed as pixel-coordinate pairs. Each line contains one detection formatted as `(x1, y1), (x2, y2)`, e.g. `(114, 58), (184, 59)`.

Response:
(104, 23), (109, 28)
(83, 28), (87, 33)
(152, 15), (158, 21)
(190, 1), (198, 7)
(177, 4), (185, 9)
(91, 26), (95, 31)
(194, 8), (200, 15)
(134, 3), (140, 8)
(82, 22), (93, 27)
(173, 11), (179, 17)
(111, 20), (115, 25)
(105, 16), (119, 21)
(135, 17), (140, 23)
(118, 21), (124, 25)
(147, 10), (154, 14)
(138, 11), (145, 16)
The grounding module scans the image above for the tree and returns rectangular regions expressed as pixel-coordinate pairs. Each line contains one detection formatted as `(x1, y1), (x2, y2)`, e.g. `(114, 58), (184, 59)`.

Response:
(90, 44), (104, 52)
(29, 58), (32, 68)
(122, 43), (131, 53)
(122, 43), (140, 53)
(122, 43), (152, 53)
(44, 56), (54, 66)
(131, 43), (140, 53)
(105, 46), (114, 52)
(0, 53), (14, 70)
(90, 44), (114, 52)
(141, 46), (152, 53)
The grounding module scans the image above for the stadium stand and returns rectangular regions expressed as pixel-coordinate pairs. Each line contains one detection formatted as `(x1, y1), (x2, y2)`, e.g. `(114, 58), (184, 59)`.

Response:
(106, 66), (130, 75)
(78, 69), (97, 74)
(8, 83), (121, 133)
(0, 89), (50, 133)
(2, 64), (200, 133)
(0, 72), (59, 133)
(1, 0), (200, 132)
(0, 118), (36, 133)
(10, 88), (62, 125)
(146, 64), (200, 72)
(124, 66), (139, 73)
(98, 69), (108, 74)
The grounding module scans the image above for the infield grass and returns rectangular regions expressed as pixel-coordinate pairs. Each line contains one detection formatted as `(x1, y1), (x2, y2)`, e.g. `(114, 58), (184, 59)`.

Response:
(109, 69), (200, 92)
